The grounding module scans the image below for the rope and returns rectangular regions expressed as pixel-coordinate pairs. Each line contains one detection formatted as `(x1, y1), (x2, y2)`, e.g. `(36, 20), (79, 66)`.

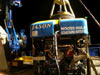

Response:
(54, 31), (61, 75)
(79, 0), (100, 27)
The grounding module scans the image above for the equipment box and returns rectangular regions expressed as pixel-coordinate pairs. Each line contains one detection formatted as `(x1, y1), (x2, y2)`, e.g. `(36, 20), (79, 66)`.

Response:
(60, 18), (88, 36)
(30, 20), (58, 38)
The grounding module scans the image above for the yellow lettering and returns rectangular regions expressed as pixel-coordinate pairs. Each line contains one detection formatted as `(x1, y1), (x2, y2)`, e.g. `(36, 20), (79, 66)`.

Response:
(61, 27), (75, 30)
(32, 26), (34, 30)
(33, 23), (52, 30)
(48, 24), (51, 28)
(35, 25), (38, 29)
(76, 26), (84, 29)
(39, 25), (42, 29)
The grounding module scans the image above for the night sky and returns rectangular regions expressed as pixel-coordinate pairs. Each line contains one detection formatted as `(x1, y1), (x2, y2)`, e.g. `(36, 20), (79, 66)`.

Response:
(0, 0), (100, 44)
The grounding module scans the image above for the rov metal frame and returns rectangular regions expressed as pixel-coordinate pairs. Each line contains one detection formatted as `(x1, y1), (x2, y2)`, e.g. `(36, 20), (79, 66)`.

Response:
(50, 0), (75, 18)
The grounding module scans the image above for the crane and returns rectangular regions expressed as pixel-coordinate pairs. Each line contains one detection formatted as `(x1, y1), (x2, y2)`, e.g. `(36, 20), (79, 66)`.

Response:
(4, 0), (22, 52)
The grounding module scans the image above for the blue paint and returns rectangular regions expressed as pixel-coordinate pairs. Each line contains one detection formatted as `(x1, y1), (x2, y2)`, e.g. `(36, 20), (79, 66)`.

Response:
(60, 18), (88, 35)
(89, 48), (99, 56)
(31, 21), (56, 38)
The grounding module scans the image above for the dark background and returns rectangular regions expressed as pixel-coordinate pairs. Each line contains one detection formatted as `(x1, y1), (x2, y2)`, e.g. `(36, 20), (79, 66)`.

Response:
(0, 0), (100, 44)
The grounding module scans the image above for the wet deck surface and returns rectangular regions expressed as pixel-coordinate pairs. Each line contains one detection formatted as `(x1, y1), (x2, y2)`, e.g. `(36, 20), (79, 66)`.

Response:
(1, 57), (100, 75)
(9, 65), (34, 75)
(91, 57), (100, 75)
